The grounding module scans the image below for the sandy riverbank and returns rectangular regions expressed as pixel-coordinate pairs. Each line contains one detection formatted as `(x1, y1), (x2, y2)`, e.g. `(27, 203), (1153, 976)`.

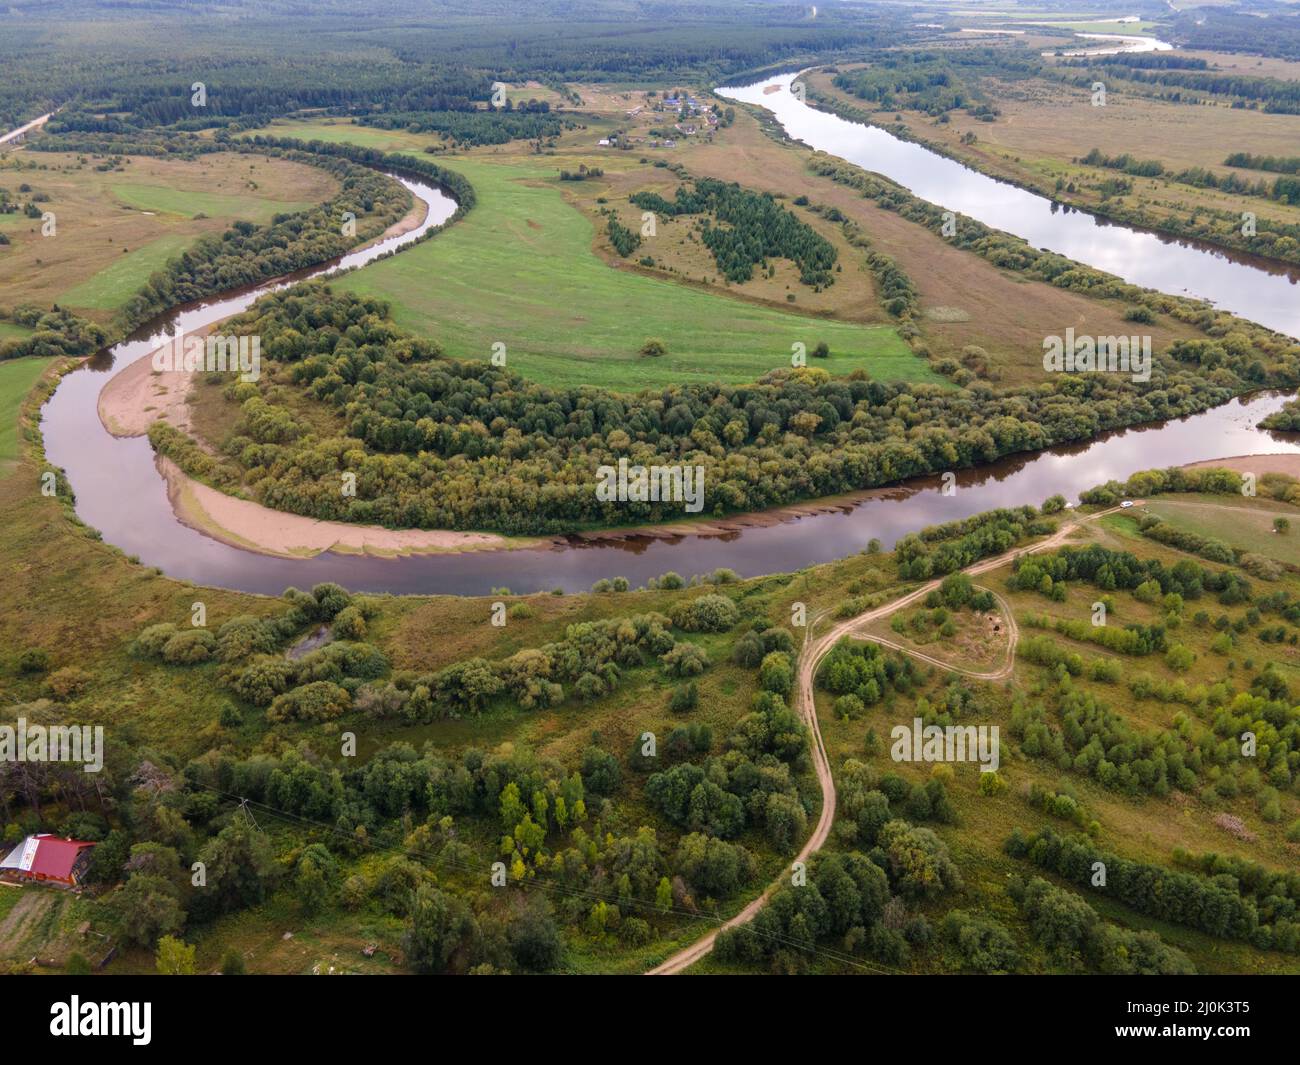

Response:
(97, 326), (216, 438)
(157, 456), (521, 559)
(1183, 454), (1300, 478)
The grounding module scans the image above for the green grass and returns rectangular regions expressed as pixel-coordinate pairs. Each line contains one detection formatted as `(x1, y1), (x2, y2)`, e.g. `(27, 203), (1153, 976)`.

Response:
(0, 321), (33, 341)
(59, 233), (193, 311)
(339, 158), (930, 389)
(1143, 495), (1300, 567)
(242, 118), (434, 153)
(110, 182), (314, 223)
(0, 357), (54, 466)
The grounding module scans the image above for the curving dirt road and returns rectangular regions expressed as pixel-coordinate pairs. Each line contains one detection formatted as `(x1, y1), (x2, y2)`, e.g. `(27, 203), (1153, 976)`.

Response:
(646, 504), (1131, 974)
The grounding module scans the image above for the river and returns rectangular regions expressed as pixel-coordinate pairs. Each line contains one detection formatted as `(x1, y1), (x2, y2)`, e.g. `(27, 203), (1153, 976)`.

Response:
(32, 97), (1300, 596)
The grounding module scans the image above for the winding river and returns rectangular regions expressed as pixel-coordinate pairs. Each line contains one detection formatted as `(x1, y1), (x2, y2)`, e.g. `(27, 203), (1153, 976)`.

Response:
(32, 86), (1300, 596)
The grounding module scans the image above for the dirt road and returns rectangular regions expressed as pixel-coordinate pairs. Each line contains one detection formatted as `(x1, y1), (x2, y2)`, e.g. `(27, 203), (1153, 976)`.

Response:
(646, 504), (1128, 974)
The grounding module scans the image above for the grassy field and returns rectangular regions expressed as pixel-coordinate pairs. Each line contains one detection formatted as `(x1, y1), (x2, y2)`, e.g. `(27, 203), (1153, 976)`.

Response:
(57, 233), (193, 311)
(339, 156), (927, 389)
(0, 151), (340, 321)
(0, 357), (54, 467)
(241, 117), (441, 154)
(811, 55), (1300, 260)
(109, 181), (315, 223)
(1140, 495), (1300, 567)
(685, 93), (1204, 383)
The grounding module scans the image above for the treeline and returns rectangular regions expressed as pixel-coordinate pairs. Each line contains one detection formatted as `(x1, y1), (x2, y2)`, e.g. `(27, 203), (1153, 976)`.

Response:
(0, 1), (920, 132)
(630, 178), (837, 287)
(1009, 875), (1194, 974)
(1067, 64), (1300, 115)
(1170, 10), (1300, 62)
(895, 507), (1052, 580)
(357, 107), (571, 147)
(606, 216), (641, 258)
(1083, 148), (1300, 204)
(1069, 53), (1209, 72)
(1008, 827), (1300, 952)
(1226, 153), (1300, 176)
(0, 306), (108, 362)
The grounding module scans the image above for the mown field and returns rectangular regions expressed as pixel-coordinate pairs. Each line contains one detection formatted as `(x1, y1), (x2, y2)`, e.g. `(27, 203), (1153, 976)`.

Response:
(0, 356), (53, 466)
(338, 156), (927, 389)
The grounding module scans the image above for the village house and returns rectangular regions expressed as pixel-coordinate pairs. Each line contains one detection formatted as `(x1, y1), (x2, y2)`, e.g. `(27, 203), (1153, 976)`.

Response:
(0, 834), (97, 888)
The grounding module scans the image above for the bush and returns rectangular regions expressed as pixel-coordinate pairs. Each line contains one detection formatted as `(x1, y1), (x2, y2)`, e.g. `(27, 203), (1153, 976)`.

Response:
(17, 648), (50, 673)
(266, 681), (351, 723)
(662, 642), (709, 677)
(669, 682), (699, 713)
(333, 605), (367, 640)
(942, 910), (1019, 973)
(48, 666), (91, 699)
(671, 593), (738, 633)
(758, 651), (794, 696)
(162, 629), (217, 664)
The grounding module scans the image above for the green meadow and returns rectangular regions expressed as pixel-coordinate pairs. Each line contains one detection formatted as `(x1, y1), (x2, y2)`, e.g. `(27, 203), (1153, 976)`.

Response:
(339, 158), (929, 390)
(242, 118), (435, 154)
(0, 357), (54, 465)
(110, 181), (315, 223)
(59, 233), (193, 311)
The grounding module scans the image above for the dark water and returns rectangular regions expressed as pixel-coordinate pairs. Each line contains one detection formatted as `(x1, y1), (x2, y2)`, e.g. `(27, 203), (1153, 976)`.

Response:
(35, 134), (1300, 598)
(718, 73), (1300, 338)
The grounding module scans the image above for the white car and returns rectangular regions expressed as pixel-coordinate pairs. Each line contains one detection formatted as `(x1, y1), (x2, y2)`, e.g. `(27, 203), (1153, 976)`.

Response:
(1120, 500), (1134, 508)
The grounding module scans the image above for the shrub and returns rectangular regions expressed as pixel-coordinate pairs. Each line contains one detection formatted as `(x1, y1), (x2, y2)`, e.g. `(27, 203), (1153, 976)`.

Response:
(333, 606), (367, 640)
(266, 681), (351, 723)
(662, 642), (709, 677)
(671, 593), (738, 633)
(669, 682), (699, 713)
(17, 648), (50, 673)
(758, 651), (794, 696)
(162, 629), (217, 664)
(48, 666), (91, 699)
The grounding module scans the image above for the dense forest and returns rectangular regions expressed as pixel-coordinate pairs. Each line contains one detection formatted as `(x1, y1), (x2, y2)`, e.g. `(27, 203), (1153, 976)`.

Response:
(829, 50), (1019, 120)
(1170, 9), (1300, 61)
(629, 178), (837, 286)
(0, 1), (917, 130)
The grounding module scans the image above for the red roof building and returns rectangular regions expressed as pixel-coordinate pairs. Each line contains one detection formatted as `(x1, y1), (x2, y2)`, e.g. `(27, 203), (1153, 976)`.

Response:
(0, 834), (96, 887)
